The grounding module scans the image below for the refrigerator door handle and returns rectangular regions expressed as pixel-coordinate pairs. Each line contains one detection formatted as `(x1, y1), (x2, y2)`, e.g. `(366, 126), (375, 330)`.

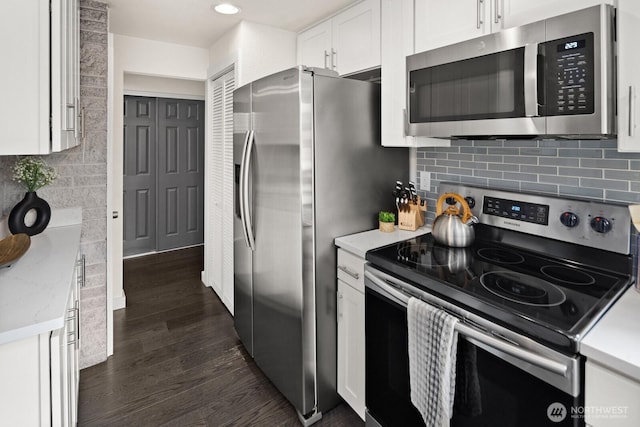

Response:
(241, 130), (256, 251)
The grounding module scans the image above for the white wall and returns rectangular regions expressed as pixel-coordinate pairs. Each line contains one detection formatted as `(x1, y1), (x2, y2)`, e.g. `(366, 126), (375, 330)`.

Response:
(110, 34), (209, 312)
(208, 21), (296, 85)
(124, 74), (205, 99)
(115, 35), (209, 80)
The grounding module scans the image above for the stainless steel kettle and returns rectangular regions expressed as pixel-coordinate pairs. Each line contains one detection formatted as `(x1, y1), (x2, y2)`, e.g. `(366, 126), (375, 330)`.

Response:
(431, 192), (478, 247)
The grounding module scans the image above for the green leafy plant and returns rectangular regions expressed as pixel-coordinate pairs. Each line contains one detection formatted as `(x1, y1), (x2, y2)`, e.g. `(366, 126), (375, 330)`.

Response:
(12, 157), (57, 192)
(379, 211), (396, 223)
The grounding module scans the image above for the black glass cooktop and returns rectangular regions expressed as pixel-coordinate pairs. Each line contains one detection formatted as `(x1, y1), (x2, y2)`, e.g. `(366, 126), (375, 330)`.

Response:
(366, 229), (632, 353)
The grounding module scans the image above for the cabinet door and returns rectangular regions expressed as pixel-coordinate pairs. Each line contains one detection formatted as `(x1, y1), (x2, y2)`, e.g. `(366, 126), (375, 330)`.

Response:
(337, 280), (366, 420)
(617, 0), (640, 152)
(0, 1), (50, 154)
(297, 20), (333, 70)
(585, 361), (640, 426)
(415, 0), (489, 53)
(501, 0), (613, 29)
(205, 70), (235, 313)
(332, 0), (381, 75)
(381, 0), (451, 148)
(52, 0), (80, 151)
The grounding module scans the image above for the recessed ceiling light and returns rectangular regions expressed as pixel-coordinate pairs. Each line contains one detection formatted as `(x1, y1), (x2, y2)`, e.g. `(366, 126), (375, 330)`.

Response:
(213, 3), (241, 15)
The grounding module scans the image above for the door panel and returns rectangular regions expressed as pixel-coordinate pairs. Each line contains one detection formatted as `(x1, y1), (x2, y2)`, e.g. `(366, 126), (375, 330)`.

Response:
(233, 83), (253, 354)
(123, 97), (157, 256)
(250, 69), (314, 415)
(157, 99), (205, 251)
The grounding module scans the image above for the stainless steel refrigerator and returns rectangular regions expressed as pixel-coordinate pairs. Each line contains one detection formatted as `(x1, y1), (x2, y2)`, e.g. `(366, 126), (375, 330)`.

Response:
(233, 66), (407, 424)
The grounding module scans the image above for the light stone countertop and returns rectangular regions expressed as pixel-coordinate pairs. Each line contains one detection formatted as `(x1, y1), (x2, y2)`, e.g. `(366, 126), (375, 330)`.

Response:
(581, 286), (640, 381)
(335, 225), (432, 258)
(0, 208), (82, 345)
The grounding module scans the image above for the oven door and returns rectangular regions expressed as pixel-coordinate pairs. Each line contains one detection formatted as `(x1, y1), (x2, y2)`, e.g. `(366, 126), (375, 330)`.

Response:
(365, 266), (584, 427)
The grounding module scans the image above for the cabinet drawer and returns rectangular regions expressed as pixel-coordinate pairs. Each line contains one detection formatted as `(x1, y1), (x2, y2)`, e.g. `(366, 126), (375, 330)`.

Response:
(337, 248), (365, 293)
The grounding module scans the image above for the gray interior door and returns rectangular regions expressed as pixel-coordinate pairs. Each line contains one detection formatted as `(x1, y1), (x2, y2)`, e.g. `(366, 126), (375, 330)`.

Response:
(123, 97), (157, 257)
(123, 96), (204, 256)
(156, 99), (205, 251)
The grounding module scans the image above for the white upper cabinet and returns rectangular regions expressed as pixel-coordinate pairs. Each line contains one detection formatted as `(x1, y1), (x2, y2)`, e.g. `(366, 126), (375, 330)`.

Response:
(501, 0), (613, 29)
(381, 0), (450, 147)
(415, 0), (616, 54)
(617, 0), (640, 152)
(415, 0), (504, 53)
(297, 20), (333, 70)
(297, 0), (381, 76)
(0, 0), (80, 155)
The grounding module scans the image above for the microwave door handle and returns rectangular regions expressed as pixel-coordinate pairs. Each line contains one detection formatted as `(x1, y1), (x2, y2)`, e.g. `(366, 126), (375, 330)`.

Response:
(524, 43), (539, 117)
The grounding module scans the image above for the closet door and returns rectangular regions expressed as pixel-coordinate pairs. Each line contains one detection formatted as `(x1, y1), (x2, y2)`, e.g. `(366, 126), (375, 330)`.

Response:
(123, 97), (157, 257)
(205, 70), (235, 313)
(157, 99), (205, 251)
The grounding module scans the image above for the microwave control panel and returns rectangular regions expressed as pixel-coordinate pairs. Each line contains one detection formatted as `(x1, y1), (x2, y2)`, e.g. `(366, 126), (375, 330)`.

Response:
(542, 32), (595, 116)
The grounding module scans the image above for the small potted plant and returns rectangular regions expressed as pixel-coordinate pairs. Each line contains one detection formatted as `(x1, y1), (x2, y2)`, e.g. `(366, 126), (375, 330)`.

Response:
(379, 211), (396, 233)
(8, 157), (57, 236)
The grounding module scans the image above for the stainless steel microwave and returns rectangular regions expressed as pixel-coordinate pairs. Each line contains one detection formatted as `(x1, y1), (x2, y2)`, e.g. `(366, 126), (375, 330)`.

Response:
(406, 5), (616, 139)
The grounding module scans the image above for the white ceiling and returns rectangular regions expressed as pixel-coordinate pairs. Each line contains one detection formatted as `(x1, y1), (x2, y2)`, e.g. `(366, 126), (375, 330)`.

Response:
(107, 0), (359, 48)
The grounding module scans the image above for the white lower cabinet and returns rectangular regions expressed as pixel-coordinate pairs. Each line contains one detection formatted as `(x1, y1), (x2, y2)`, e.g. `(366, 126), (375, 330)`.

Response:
(336, 248), (366, 420)
(337, 279), (365, 420)
(584, 360), (640, 427)
(0, 257), (81, 426)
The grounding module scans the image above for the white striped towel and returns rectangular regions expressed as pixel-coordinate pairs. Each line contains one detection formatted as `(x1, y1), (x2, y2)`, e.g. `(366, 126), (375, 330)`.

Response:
(408, 297), (459, 427)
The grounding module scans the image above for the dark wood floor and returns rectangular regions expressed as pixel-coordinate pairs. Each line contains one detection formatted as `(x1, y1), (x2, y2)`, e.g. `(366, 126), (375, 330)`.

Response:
(78, 246), (363, 426)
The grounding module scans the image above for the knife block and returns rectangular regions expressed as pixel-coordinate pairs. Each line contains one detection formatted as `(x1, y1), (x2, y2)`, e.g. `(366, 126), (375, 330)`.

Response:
(398, 197), (427, 231)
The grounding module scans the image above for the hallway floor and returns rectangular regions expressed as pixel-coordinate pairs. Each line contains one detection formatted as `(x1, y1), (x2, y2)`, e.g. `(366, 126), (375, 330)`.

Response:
(77, 246), (362, 426)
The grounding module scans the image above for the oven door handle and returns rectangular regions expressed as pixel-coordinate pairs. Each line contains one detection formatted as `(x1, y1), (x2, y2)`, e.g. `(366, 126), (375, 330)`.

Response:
(365, 270), (569, 377)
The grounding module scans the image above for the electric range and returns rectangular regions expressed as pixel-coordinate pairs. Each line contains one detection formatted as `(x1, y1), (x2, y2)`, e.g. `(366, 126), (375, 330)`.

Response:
(367, 183), (635, 354)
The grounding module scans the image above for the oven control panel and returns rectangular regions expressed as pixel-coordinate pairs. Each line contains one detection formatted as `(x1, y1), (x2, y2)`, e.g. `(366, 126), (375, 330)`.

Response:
(439, 182), (632, 255)
(483, 196), (549, 225)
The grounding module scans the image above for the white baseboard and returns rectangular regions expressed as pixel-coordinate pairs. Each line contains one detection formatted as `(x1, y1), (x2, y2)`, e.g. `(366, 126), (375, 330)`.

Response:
(113, 290), (126, 310)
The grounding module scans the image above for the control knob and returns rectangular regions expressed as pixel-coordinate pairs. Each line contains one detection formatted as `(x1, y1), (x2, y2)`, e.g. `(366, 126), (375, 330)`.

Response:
(464, 196), (476, 209)
(590, 216), (612, 233)
(560, 212), (579, 228)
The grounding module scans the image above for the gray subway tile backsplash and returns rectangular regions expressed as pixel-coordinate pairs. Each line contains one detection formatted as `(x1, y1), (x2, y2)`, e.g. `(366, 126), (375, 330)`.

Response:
(519, 148), (558, 157)
(540, 139), (579, 148)
(541, 157), (580, 167)
(558, 167), (603, 178)
(539, 175), (580, 186)
(416, 139), (640, 220)
(559, 148), (603, 158)
(504, 155), (537, 165)
(520, 165), (558, 174)
(488, 147), (519, 155)
(487, 162), (519, 172)
(580, 178), (629, 191)
(474, 170), (503, 179)
(605, 170), (640, 181)
(503, 172), (537, 182)
(581, 158), (629, 169)
(559, 186), (604, 199)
